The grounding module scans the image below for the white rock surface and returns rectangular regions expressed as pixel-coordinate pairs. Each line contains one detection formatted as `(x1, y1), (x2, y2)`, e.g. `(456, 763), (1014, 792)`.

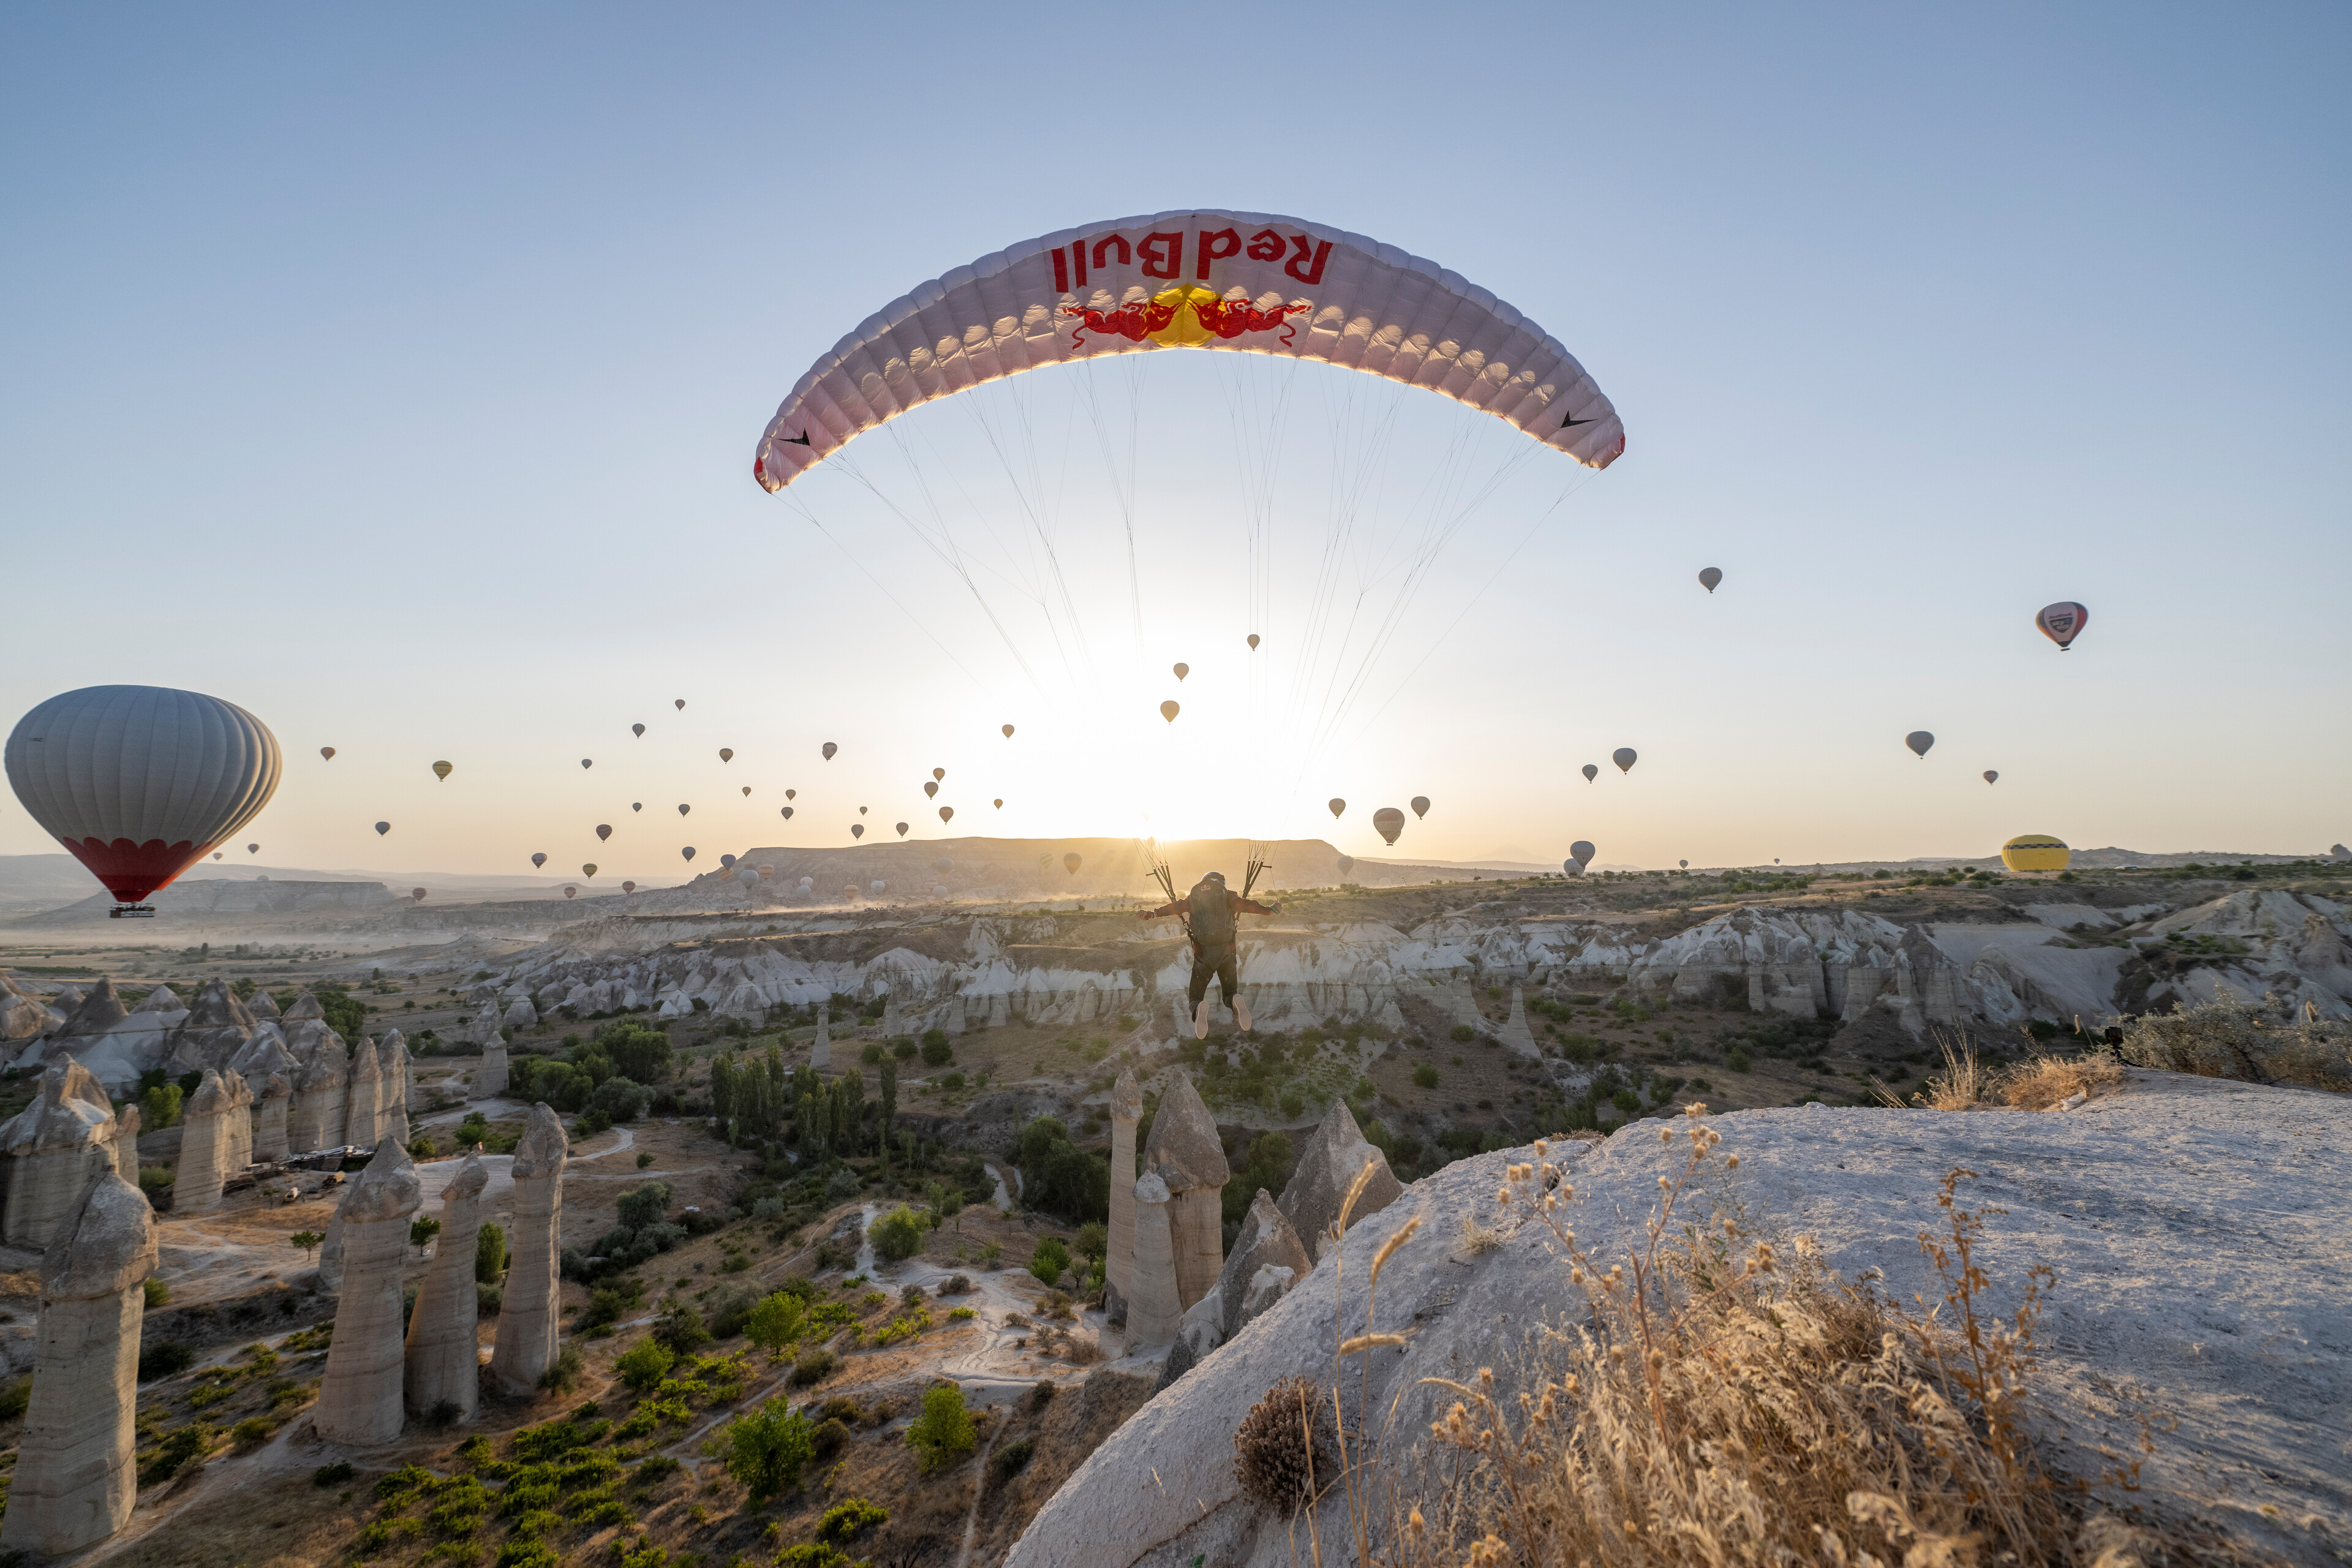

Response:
(0, 1061), (121, 1248)
(1275, 1097), (1402, 1263)
(473, 1039), (509, 1101)
(173, 1068), (249, 1215)
(488, 1103), (567, 1392)
(1125, 1172), (1182, 1351)
(1106, 1068), (1141, 1320)
(403, 1152), (488, 1419)
(1007, 1072), (2352, 1568)
(0, 1172), (158, 1560)
(316, 1139), (421, 1445)
(1141, 1074), (1227, 1311)
(345, 1036), (383, 1150)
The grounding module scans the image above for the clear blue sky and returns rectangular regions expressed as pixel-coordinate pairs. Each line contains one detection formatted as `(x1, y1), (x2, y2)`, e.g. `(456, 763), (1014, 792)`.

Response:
(4, 2), (2346, 881)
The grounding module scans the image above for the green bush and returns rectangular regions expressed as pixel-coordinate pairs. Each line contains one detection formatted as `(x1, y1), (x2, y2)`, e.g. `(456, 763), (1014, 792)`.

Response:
(617, 1182), (673, 1231)
(1411, 1064), (1439, 1089)
(1015, 1116), (1107, 1225)
(0, 1376), (29, 1422)
(138, 1341), (195, 1382)
(314, 1460), (355, 1486)
(816, 1496), (888, 1544)
(1449, 1024), (1477, 1043)
(141, 1082), (184, 1130)
(538, 1344), (585, 1392)
(919, 1029), (954, 1066)
(987, 1436), (1035, 1485)
(1027, 1237), (1070, 1286)
(652, 1301), (712, 1357)
(477, 1221), (507, 1283)
(1726, 1049), (1754, 1073)
(792, 1348), (837, 1386)
(141, 1422), (216, 1483)
(722, 1401), (815, 1501)
(906, 1384), (976, 1472)
(616, 1339), (676, 1392)
(867, 1205), (926, 1263)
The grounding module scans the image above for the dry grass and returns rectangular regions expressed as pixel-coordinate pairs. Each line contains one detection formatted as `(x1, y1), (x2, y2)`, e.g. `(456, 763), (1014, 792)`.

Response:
(2118, 987), (2352, 1093)
(1996, 1050), (2126, 1110)
(1278, 1111), (2165, 1568)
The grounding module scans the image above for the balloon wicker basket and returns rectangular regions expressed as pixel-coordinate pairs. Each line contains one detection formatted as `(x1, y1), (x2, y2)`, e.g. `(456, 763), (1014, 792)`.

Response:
(108, 905), (156, 919)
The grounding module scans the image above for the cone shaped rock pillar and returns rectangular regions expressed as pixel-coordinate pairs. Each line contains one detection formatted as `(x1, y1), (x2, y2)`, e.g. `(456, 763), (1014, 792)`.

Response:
(404, 1152), (489, 1420)
(1105, 1067), (1142, 1322)
(0, 1061), (119, 1250)
(489, 1104), (568, 1392)
(315, 1140), (423, 1444)
(1140, 1073), (1228, 1311)
(1125, 1172), (1183, 1351)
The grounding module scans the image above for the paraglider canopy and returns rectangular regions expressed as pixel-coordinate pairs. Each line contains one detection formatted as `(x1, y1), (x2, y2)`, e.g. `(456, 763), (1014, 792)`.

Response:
(1410, 796), (1430, 819)
(2035, 602), (2088, 651)
(1063, 852), (1082, 875)
(320, 746), (336, 761)
(1611, 748), (1637, 774)
(1159, 701), (1179, 723)
(597, 824), (612, 840)
(1327, 798), (1346, 818)
(1581, 764), (1597, 783)
(822, 742), (839, 760)
(1905, 731), (1935, 760)
(1373, 807), (1405, 845)
(432, 761), (453, 781)
(1698, 567), (1722, 594)
(531, 853), (547, 869)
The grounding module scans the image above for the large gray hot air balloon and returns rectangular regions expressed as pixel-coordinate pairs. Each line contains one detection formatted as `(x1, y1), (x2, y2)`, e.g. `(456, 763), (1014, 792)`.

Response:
(632, 723), (645, 737)
(871, 880), (886, 894)
(738, 869), (759, 891)
(1569, 840), (1596, 872)
(895, 822), (909, 837)
(850, 824), (863, 839)
(597, 824), (612, 840)
(1905, 731), (1935, 760)
(1411, 796), (1430, 818)
(5, 685), (282, 907)
(682, 846), (696, 861)
(532, 853), (549, 870)
(935, 857), (954, 872)
(1612, 748), (1637, 774)
(1698, 567), (1722, 594)
(375, 821), (391, 835)
(822, 742), (838, 760)
(924, 782), (938, 799)
(1373, 807), (1404, 845)
(1581, 764), (1597, 783)
(1983, 771), (1999, 785)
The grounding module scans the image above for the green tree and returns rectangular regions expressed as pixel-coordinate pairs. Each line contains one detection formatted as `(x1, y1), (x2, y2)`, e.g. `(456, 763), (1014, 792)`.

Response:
(744, 1291), (806, 1359)
(595, 1022), (674, 1084)
(476, 1222), (507, 1283)
(1072, 1221), (1107, 1272)
(616, 1182), (673, 1232)
(1027, 1237), (1071, 1287)
(906, 1384), (976, 1473)
(1015, 1117), (1107, 1226)
(722, 1400), (815, 1501)
(141, 1082), (184, 1130)
(409, 1216), (442, 1258)
(653, 1300), (712, 1357)
(919, 1028), (953, 1067)
(867, 1206), (925, 1264)
(616, 1338), (676, 1392)
(878, 1057), (897, 1139)
(290, 1230), (325, 1261)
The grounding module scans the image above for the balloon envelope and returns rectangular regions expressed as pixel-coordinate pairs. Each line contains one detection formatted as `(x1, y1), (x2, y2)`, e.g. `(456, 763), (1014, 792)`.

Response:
(532, 853), (547, 868)
(582, 863), (597, 877)
(741, 786), (751, 797)
(1905, 731), (1935, 759)
(721, 854), (736, 869)
(1159, 700), (1179, 723)
(632, 802), (642, 812)
(320, 746), (336, 761)
(1410, 796), (1430, 818)
(2000, 834), (2071, 873)
(993, 799), (1003, 809)
(597, 824), (612, 840)
(781, 807), (794, 819)
(1247, 633), (1260, 650)
(1570, 840), (1596, 869)
(375, 821), (390, 835)
(933, 767), (946, 781)
(739, 869), (758, 888)
(623, 880), (635, 893)
(632, 723), (644, 737)
(1328, 798), (1346, 818)
(564, 886), (576, 899)
(822, 742), (838, 760)
(1611, 748), (1637, 774)
(678, 804), (691, 815)
(581, 759), (592, 769)
(1698, 567), (1722, 593)
(247, 843), (259, 854)
(1679, 859), (1688, 869)
(851, 824), (863, 839)
(895, 822), (909, 836)
(1983, 771), (1999, 785)
(2035, 601), (2088, 650)
(432, 761), (453, 780)
(1372, 807), (1405, 845)
(719, 748), (733, 763)
(786, 788), (796, 800)
(1064, 853), (1082, 875)
(412, 888), (426, 902)
(1581, 764), (1597, 782)
(682, 846), (696, 861)
(1002, 725), (1014, 737)
(1172, 662), (1188, 680)
(1336, 854), (1355, 876)
(924, 782), (938, 798)
(675, 699), (685, 710)
(939, 807), (954, 823)
(10, 685), (288, 902)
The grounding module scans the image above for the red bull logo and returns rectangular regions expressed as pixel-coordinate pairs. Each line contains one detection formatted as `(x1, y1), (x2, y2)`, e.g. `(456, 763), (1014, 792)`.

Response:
(1065, 285), (1307, 349)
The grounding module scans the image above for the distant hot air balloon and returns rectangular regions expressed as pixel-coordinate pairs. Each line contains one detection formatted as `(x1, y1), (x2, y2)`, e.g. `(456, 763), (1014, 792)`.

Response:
(1679, 859), (1688, 869)
(597, 824), (612, 840)
(1328, 799), (1346, 818)
(785, 788), (796, 800)
(678, 804), (690, 816)
(375, 821), (390, 835)
(1411, 796), (1430, 819)
(1905, 731), (1935, 760)
(564, 886), (576, 899)
(1160, 701), (1179, 723)
(822, 742), (838, 760)
(1698, 567), (1722, 594)
(632, 723), (645, 737)
(320, 746), (336, 761)
(247, 843), (259, 854)
(933, 767), (946, 782)
(622, 880), (636, 893)
(432, 761), (453, 781)
(211, 851), (221, 859)
(1172, 662), (1188, 681)
(870, 880), (885, 894)
(674, 699), (686, 710)
(935, 857), (954, 871)
(719, 748), (733, 763)
(412, 887), (426, 903)
(782, 806), (794, 820)
(2034, 601), (2088, 651)
(739, 869), (758, 890)
(631, 802), (642, 812)
(721, 854), (736, 869)
(859, 805), (867, 815)
(844, 884), (859, 899)
(582, 863), (597, 877)
(681, 846), (696, 861)
(1247, 633), (1260, 650)
(532, 853), (547, 869)
(1581, 764), (1597, 783)
(924, 782), (938, 799)
(939, 807), (954, 823)
(1983, 771), (1999, 785)
(1612, 748), (1637, 774)
(1569, 840), (1596, 872)
(1064, 853), (1082, 876)
(895, 822), (908, 836)
(993, 799), (1003, 809)
(1003, 724), (1015, 738)
(581, 759), (592, 770)
(799, 876), (813, 891)
(851, 824), (864, 839)
(1373, 807), (1405, 845)
(2000, 834), (2071, 872)
(741, 786), (751, 797)
(1336, 854), (1355, 876)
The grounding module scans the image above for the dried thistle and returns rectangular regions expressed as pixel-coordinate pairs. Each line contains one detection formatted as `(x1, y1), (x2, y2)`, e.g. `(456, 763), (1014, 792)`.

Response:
(1232, 1373), (1333, 1511)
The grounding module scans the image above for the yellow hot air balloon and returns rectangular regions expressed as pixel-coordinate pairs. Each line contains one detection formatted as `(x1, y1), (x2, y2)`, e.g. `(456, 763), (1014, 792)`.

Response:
(2000, 834), (2071, 873)
(582, 863), (598, 877)
(1063, 852), (1082, 876)
(432, 760), (453, 781)
(1159, 700), (1179, 723)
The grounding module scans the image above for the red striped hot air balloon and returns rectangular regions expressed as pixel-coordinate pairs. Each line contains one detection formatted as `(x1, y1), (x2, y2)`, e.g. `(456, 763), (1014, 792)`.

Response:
(2035, 601), (2089, 650)
(5, 685), (282, 908)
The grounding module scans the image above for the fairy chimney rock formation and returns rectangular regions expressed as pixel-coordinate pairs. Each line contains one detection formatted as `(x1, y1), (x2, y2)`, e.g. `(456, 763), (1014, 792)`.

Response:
(1276, 1098), (1403, 1262)
(0, 1061), (121, 1248)
(404, 1152), (489, 1419)
(291, 1036), (350, 1152)
(1208, 1187), (1314, 1341)
(1126, 1171), (1183, 1351)
(810, 1012), (831, 1068)
(315, 1140), (422, 1444)
(345, 1038), (383, 1150)
(282, 991), (325, 1023)
(110, 1104), (141, 1183)
(489, 1104), (568, 1392)
(1140, 1072), (1229, 1310)
(138, 985), (184, 1016)
(56, 982), (128, 1041)
(1498, 986), (1542, 1059)
(500, 997), (537, 1031)
(173, 1068), (248, 1215)
(1105, 1068), (1142, 1321)
(465, 1000), (500, 1047)
(0, 1172), (159, 1560)
(473, 1034), (509, 1101)
(247, 989), (283, 1022)
(254, 1073), (293, 1164)
(382, 1030), (411, 1109)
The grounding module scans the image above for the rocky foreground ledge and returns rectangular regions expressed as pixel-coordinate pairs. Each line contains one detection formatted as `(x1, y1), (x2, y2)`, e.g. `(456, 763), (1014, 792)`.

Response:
(1008, 1071), (2350, 1568)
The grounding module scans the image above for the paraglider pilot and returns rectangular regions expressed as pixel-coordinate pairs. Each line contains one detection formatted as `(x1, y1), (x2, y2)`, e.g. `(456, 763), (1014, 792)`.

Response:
(1139, 870), (1280, 1038)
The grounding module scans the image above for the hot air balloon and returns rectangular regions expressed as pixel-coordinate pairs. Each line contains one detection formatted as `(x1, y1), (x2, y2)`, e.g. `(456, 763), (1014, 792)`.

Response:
(1336, 854), (1355, 876)
(1679, 859), (1688, 869)
(632, 723), (645, 738)
(433, 761), (453, 781)
(785, 788), (796, 800)
(781, 807), (794, 820)
(682, 846), (696, 861)
(320, 746), (336, 761)
(1569, 840), (1596, 872)
(939, 807), (954, 823)
(632, 802), (642, 812)
(1581, 764), (1597, 783)
(721, 854), (736, 869)
(2034, 602), (2088, 651)
(674, 699), (686, 710)
(1612, 748), (1637, 774)
(1698, 567), (1722, 594)
(678, 804), (691, 816)
(564, 886), (577, 899)
(924, 782), (938, 799)
(597, 824), (612, 840)
(741, 786), (752, 797)
(739, 869), (758, 890)
(719, 748), (733, 763)
(622, 880), (636, 893)
(1328, 799), (1346, 818)
(582, 864), (597, 877)
(871, 880), (885, 894)
(1160, 701), (1179, 723)
(211, 851), (222, 859)
(581, 759), (592, 769)
(1002, 725), (1014, 737)
(1064, 853), (1082, 876)
(375, 822), (390, 835)
(1411, 796), (1430, 818)
(1373, 807), (1404, 845)
(822, 742), (838, 760)
(1172, 662), (1189, 681)
(859, 806), (867, 815)
(935, 857), (954, 871)
(412, 888), (427, 903)
(1983, 771), (1999, 785)
(845, 884), (859, 899)
(1247, 633), (1260, 650)
(799, 876), (813, 891)
(993, 799), (1003, 809)
(247, 843), (259, 854)
(851, 824), (864, 839)
(532, 853), (547, 869)
(1905, 731), (1935, 760)
(895, 822), (909, 837)
(2000, 834), (2071, 872)
(933, 767), (946, 782)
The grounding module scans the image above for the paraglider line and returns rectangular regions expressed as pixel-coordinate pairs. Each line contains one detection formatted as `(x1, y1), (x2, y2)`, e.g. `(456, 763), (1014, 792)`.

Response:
(778, 491), (997, 699)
